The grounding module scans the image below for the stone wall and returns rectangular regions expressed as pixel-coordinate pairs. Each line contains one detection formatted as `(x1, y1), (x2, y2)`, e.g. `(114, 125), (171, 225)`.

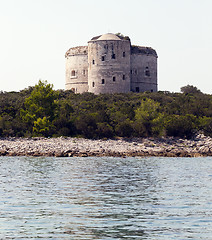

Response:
(88, 39), (131, 94)
(65, 46), (88, 93)
(65, 34), (158, 94)
(130, 46), (157, 92)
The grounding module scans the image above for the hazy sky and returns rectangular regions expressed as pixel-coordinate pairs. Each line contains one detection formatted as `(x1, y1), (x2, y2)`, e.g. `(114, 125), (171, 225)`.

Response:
(1, 0), (212, 93)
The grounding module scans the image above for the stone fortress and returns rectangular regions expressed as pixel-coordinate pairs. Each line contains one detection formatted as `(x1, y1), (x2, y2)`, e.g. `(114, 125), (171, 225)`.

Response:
(65, 33), (158, 94)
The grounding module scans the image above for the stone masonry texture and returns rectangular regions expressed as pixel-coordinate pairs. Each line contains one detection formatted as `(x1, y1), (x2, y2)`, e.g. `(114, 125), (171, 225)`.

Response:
(65, 33), (158, 94)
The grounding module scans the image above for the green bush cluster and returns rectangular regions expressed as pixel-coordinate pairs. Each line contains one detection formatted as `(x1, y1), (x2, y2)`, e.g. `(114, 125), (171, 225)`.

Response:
(1, 81), (212, 139)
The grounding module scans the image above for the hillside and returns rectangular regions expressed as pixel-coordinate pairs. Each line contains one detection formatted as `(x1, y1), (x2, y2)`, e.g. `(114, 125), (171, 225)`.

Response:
(1, 81), (212, 139)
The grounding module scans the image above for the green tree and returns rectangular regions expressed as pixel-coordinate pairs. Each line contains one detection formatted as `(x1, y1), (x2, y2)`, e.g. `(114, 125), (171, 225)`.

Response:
(164, 114), (199, 138)
(53, 99), (75, 137)
(96, 122), (114, 138)
(75, 113), (98, 139)
(134, 98), (162, 136)
(180, 85), (202, 94)
(20, 80), (57, 135)
(199, 116), (212, 137)
(115, 120), (134, 137)
(33, 117), (51, 137)
(21, 80), (56, 122)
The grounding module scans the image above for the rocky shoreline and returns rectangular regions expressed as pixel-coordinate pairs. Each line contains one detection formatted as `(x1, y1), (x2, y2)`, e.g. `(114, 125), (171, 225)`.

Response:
(0, 134), (212, 157)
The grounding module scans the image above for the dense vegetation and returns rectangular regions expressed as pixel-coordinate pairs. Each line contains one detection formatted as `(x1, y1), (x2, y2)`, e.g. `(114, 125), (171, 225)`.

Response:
(1, 81), (212, 139)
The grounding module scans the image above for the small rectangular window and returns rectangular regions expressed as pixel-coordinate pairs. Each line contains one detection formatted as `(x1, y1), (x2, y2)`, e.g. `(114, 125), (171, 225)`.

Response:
(123, 75), (125, 80)
(102, 79), (105, 84)
(83, 70), (86, 75)
(136, 87), (139, 92)
(123, 52), (125, 57)
(102, 56), (105, 61)
(113, 76), (116, 82)
(92, 82), (95, 87)
(112, 53), (116, 59)
(93, 60), (95, 64)
(130, 70), (132, 74)
(145, 70), (150, 76)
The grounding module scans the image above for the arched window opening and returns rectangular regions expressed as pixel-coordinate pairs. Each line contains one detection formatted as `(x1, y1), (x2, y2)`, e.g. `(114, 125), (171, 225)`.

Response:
(145, 69), (150, 77)
(71, 70), (76, 76)
(123, 75), (125, 80)
(113, 76), (116, 82)
(102, 79), (105, 84)
(145, 66), (150, 77)
(112, 53), (116, 59)
(123, 52), (126, 57)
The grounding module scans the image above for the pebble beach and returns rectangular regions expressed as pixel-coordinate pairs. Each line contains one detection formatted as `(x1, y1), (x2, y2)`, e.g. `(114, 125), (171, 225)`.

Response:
(0, 134), (212, 157)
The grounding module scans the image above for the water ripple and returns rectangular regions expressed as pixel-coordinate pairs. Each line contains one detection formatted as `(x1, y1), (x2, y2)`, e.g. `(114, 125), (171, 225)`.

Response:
(0, 156), (212, 239)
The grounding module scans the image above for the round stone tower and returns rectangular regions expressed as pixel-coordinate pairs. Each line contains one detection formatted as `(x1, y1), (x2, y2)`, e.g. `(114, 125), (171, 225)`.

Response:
(65, 46), (88, 93)
(88, 33), (131, 94)
(130, 46), (158, 92)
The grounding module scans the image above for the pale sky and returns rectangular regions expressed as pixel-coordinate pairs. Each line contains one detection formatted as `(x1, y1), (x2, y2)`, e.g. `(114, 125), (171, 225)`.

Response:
(0, 0), (212, 93)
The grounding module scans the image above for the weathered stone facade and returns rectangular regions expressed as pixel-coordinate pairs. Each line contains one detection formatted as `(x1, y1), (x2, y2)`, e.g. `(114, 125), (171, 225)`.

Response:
(65, 46), (88, 93)
(65, 33), (158, 94)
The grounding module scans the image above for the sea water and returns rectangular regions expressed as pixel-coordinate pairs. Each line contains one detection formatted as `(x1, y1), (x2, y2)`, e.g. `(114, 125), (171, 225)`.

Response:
(0, 156), (212, 239)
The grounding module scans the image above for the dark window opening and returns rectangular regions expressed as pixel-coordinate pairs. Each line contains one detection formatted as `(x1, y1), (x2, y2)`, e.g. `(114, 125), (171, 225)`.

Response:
(112, 53), (116, 59)
(71, 70), (76, 76)
(92, 82), (95, 87)
(92, 60), (95, 64)
(83, 70), (86, 75)
(102, 79), (105, 84)
(123, 75), (125, 80)
(102, 56), (105, 61)
(151, 89), (153, 92)
(145, 70), (150, 77)
(130, 70), (132, 74)
(136, 87), (139, 93)
(123, 52), (126, 57)
(113, 76), (116, 82)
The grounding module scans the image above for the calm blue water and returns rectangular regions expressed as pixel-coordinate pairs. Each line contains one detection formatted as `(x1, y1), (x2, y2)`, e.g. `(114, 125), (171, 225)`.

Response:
(0, 156), (212, 239)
